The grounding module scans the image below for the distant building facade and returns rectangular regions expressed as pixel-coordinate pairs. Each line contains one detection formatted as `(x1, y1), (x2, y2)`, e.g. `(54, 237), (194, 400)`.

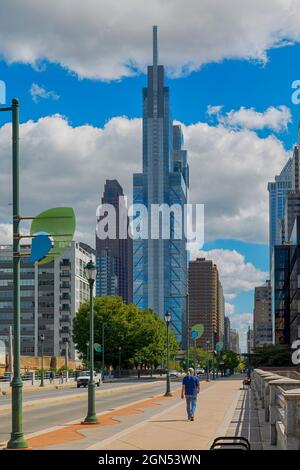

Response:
(0, 241), (95, 360)
(96, 179), (133, 304)
(188, 258), (224, 349)
(229, 329), (240, 354)
(247, 327), (254, 355)
(224, 316), (231, 350)
(272, 244), (291, 345)
(253, 280), (272, 348)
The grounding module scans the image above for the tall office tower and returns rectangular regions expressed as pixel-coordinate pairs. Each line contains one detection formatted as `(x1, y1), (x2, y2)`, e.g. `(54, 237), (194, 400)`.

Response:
(224, 316), (231, 350)
(96, 179), (133, 303)
(0, 242), (95, 360)
(253, 280), (272, 347)
(133, 27), (189, 343)
(268, 158), (292, 266)
(247, 327), (254, 355)
(217, 280), (225, 344)
(229, 329), (240, 353)
(188, 258), (223, 349)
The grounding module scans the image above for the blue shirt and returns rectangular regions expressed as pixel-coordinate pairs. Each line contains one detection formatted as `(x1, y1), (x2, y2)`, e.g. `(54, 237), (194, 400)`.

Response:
(183, 374), (199, 396)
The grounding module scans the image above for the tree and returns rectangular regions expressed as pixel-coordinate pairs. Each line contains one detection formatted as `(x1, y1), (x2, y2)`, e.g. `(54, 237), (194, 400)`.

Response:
(251, 344), (292, 367)
(222, 350), (240, 373)
(181, 347), (213, 371)
(73, 296), (179, 370)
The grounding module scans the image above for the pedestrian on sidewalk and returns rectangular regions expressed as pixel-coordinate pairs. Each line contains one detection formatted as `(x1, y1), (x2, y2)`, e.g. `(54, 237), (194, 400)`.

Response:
(49, 370), (55, 384)
(59, 370), (64, 385)
(181, 367), (200, 421)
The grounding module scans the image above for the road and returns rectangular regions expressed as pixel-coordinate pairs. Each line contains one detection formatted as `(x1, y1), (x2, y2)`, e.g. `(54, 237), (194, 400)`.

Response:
(0, 376), (162, 403)
(0, 378), (173, 445)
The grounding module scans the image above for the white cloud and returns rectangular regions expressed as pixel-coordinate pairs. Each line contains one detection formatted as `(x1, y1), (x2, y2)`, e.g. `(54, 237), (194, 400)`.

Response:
(0, 1), (300, 79)
(182, 120), (290, 243)
(217, 105), (292, 132)
(207, 105), (223, 116)
(225, 302), (235, 316)
(30, 83), (60, 103)
(0, 224), (12, 245)
(0, 112), (290, 247)
(0, 114), (141, 248)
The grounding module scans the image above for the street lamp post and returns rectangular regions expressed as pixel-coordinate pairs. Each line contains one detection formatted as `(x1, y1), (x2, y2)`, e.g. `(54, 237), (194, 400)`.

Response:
(86, 341), (89, 369)
(164, 312), (172, 397)
(40, 334), (45, 387)
(1, 98), (28, 449)
(206, 340), (210, 382)
(102, 323), (105, 374)
(186, 293), (190, 370)
(118, 346), (122, 378)
(83, 260), (98, 424)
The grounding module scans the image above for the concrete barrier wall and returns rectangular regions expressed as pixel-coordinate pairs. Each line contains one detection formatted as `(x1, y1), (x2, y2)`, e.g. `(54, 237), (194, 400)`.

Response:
(253, 368), (300, 450)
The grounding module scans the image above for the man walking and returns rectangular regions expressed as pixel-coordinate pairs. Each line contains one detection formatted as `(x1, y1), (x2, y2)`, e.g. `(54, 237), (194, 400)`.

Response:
(181, 367), (200, 421)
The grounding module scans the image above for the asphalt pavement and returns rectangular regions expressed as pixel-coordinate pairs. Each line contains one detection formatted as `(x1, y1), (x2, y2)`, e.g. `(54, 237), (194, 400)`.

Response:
(0, 379), (170, 445)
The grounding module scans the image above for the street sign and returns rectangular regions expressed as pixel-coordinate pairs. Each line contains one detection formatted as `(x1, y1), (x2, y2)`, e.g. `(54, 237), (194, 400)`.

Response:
(94, 343), (102, 353)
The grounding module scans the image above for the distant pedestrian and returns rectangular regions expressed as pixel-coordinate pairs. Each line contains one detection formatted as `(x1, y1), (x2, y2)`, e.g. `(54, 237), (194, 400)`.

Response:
(59, 370), (64, 384)
(49, 370), (55, 384)
(181, 367), (200, 421)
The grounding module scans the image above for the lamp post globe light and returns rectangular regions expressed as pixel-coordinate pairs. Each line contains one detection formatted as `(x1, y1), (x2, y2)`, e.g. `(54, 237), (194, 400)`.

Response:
(83, 260), (98, 424)
(164, 312), (172, 397)
(40, 334), (45, 387)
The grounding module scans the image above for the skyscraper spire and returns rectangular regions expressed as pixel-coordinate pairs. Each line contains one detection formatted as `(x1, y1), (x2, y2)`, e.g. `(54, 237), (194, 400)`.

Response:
(153, 25), (158, 67)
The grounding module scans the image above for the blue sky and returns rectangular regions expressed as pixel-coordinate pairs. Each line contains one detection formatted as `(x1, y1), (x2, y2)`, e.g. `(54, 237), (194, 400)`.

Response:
(1, 3), (300, 350)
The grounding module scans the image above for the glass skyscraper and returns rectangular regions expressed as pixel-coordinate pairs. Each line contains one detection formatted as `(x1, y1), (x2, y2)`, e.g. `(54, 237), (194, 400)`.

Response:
(133, 26), (189, 344)
(268, 158), (292, 268)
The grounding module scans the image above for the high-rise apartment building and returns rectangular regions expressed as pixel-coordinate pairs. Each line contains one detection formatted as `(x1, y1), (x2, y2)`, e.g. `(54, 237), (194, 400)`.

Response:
(133, 27), (189, 343)
(217, 280), (225, 344)
(188, 258), (224, 349)
(247, 327), (254, 355)
(96, 179), (132, 303)
(0, 241), (94, 360)
(253, 280), (272, 347)
(224, 316), (231, 350)
(229, 329), (240, 353)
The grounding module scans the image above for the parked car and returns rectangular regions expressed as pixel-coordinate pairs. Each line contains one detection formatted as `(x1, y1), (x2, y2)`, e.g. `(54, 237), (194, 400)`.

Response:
(169, 370), (180, 378)
(195, 368), (205, 376)
(76, 370), (102, 388)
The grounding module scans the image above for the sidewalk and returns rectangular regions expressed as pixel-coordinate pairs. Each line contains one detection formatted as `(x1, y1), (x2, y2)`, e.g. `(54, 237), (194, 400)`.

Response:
(4, 375), (246, 450)
(91, 376), (243, 450)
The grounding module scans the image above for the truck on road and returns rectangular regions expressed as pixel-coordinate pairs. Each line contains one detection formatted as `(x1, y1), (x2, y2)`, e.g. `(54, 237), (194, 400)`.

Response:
(76, 371), (102, 388)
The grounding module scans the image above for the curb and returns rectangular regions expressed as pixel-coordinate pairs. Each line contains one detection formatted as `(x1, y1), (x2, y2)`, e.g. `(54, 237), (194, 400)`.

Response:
(0, 381), (76, 397)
